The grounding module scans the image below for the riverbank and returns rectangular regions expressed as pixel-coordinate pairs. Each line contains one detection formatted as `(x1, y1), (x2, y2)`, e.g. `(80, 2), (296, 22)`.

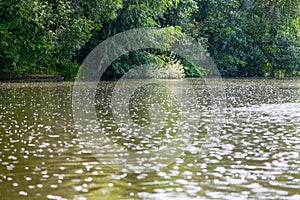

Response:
(0, 74), (64, 82)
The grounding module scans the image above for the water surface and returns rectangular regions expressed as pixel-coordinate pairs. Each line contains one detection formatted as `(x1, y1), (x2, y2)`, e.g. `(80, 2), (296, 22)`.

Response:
(0, 79), (299, 199)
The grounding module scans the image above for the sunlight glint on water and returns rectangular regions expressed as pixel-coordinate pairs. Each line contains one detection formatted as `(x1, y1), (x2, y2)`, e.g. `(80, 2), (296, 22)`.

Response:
(0, 79), (299, 199)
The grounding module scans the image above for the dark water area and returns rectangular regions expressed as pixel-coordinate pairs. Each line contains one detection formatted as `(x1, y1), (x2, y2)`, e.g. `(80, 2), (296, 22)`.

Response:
(0, 79), (299, 199)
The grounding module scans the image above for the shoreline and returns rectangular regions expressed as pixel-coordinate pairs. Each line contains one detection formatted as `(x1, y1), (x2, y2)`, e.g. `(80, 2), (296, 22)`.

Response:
(0, 74), (64, 82)
(0, 77), (299, 89)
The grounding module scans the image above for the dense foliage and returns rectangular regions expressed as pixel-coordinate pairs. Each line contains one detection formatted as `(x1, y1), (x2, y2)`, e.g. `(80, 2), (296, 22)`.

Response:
(192, 0), (300, 77)
(0, 0), (122, 79)
(1, 0), (300, 79)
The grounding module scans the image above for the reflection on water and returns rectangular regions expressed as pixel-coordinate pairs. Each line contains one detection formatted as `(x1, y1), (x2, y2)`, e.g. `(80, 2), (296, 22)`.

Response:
(0, 79), (299, 199)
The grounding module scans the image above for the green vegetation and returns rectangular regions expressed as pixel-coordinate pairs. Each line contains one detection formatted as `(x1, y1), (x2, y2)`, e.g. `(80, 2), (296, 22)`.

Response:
(1, 0), (300, 80)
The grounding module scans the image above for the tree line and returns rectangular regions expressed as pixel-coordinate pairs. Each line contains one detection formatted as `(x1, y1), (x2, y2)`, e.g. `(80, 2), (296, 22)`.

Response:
(1, 0), (300, 80)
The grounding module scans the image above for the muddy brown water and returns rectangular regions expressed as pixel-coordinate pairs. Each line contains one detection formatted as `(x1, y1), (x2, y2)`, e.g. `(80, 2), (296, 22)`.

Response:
(0, 79), (299, 199)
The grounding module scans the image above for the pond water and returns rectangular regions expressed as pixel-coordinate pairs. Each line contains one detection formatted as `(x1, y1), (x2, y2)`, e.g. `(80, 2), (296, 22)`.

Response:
(0, 79), (299, 199)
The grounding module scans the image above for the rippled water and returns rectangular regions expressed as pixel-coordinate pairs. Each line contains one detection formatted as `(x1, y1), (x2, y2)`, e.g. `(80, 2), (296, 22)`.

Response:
(0, 79), (299, 199)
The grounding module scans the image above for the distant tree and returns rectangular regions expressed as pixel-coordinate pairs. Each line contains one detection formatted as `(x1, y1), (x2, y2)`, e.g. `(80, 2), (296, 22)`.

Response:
(77, 0), (192, 79)
(0, 0), (122, 78)
(1, 0), (299, 79)
(191, 0), (300, 77)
